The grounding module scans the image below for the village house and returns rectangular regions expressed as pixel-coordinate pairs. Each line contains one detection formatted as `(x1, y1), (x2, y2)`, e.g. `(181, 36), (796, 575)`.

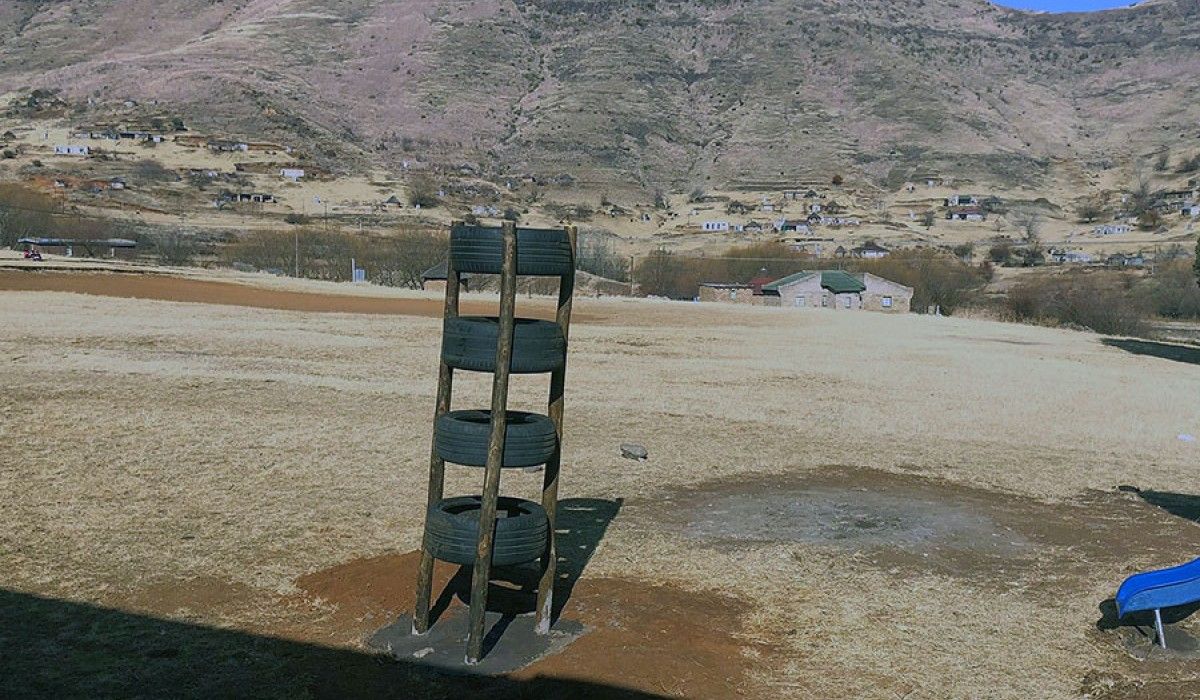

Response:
(218, 191), (277, 205)
(53, 144), (89, 156)
(1107, 253), (1145, 268)
(947, 206), (986, 222)
(421, 262), (471, 293)
(744, 221), (765, 233)
(1049, 249), (1092, 264)
(944, 194), (978, 207)
(697, 283), (760, 305)
(280, 168), (305, 182)
(786, 239), (830, 256)
(852, 242), (890, 259)
(702, 220), (730, 232)
(1183, 203), (1200, 217)
(758, 270), (913, 312)
(775, 219), (811, 234)
(71, 125), (119, 140)
(1094, 223), (1132, 235)
(209, 140), (249, 152)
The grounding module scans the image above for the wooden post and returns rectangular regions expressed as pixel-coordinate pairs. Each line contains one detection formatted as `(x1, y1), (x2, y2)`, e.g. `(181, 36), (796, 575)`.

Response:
(413, 222), (463, 635)
(536, 224), (576, 634)
(464, 221), (519, 664)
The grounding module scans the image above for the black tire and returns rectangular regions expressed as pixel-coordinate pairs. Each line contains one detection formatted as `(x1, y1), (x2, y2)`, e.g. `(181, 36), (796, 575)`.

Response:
(450, 225), (574, 276)
(424, 496), (548, 566)
(435, 410), (557, 468)
(442, 316), (565, 374)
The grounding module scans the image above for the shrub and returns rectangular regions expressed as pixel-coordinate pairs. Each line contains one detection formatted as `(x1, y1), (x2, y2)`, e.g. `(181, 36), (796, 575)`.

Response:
(1006, 274), (1150, 336)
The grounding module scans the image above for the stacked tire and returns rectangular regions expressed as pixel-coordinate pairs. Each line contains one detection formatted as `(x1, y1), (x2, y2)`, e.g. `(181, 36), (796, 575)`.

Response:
(422, 224), (572, 567)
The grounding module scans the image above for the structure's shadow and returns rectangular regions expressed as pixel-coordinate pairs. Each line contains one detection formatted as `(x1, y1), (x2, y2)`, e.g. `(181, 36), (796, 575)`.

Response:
(430, 497), (623, 630)
(1097, 597), (1200, 632)
(1101, 338), (1200, 365)
(1139, 490), (1200, 524)
(0, 586), (664, 699)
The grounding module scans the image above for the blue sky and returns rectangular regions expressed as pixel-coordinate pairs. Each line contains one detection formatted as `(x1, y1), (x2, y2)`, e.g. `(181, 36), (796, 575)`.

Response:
(993, 0), (1135, 10)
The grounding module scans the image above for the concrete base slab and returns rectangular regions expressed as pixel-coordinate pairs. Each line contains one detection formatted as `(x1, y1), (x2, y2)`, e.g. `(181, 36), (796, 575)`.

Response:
(368, 609), (587, 675)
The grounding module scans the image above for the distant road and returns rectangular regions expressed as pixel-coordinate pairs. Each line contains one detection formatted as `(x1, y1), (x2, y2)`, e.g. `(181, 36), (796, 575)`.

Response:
(0, 270), (576, 321)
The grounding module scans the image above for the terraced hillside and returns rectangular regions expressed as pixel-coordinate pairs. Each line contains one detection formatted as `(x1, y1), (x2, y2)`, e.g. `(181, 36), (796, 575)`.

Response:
(1, 0), (1198, 191)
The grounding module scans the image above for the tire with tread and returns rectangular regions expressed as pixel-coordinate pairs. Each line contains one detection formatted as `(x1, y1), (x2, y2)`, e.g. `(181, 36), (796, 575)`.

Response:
(434, 410), (557, 468)
(424, 496), (548, 566)
(442, 316), (564, 374)
(450, 225), (573, 276)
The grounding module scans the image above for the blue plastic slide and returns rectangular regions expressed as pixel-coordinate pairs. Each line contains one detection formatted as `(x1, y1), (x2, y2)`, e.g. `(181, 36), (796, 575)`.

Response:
(1115, 556), (1200, 649)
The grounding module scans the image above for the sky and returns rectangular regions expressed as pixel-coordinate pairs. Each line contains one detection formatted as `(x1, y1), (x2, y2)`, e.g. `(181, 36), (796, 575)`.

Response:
(993, 0), (1136, 10)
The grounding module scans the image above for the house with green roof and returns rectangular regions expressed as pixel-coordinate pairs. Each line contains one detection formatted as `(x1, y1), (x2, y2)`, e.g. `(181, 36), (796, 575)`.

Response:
(757, 270), (912, 312)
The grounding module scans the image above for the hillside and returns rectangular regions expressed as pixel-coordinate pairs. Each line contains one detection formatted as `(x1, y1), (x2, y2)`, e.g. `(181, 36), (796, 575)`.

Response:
(2, 0), (1199, 194)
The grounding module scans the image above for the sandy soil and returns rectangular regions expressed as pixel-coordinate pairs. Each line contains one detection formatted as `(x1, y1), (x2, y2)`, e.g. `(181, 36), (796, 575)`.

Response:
(3, 272), (1200, 697)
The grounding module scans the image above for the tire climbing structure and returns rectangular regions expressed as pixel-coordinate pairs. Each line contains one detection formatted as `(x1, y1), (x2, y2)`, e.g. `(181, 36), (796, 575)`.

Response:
(412, 220), (577, 664)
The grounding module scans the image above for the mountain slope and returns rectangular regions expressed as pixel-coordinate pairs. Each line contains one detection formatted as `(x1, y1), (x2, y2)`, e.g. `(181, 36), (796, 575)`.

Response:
(1, 0), (1198, 190)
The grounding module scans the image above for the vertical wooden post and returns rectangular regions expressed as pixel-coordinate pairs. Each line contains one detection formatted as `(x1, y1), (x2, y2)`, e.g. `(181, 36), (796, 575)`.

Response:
(413, 222), (463, 635)
(535, 225), (576, 635)
(464, 221), (519, 664)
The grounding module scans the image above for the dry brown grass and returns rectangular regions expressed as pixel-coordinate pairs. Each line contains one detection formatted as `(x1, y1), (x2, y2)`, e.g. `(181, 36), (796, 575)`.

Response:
(3, 282), (1200, 697)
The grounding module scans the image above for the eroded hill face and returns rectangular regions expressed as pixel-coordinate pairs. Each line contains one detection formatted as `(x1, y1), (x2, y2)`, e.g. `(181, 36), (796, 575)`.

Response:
(1, 0), (1198, 189)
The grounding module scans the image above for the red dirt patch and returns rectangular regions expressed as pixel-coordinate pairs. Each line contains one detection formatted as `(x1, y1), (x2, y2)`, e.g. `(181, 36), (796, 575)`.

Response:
(290, 551), (768, 698)
(0, 270), (600, 321)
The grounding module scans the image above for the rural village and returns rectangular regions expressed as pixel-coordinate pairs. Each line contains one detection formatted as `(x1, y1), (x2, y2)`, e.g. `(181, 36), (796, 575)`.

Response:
(4, 0), (1200, 698)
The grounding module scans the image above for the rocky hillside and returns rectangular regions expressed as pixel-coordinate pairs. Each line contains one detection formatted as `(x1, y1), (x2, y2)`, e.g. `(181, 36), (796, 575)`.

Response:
(2, 0), (1198, 193)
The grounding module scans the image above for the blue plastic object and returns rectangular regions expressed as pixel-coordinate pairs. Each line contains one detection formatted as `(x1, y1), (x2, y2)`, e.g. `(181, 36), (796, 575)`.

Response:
(1116, 557), (1200, 617)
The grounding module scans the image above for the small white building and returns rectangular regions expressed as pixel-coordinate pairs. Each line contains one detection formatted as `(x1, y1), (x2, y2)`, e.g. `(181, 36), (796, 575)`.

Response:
(1183, 204), (1200, 217)
(702, 220), (730, 232)
(54, 144), (89, 156)
(1094, 224), (1132, 235)
(280, 168), (305, 182)
(1049, 249), (1092, 264)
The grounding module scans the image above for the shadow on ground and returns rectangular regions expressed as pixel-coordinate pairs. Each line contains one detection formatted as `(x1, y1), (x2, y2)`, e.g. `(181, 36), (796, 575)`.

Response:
(1101, 338), (1200, 365)
(0, 585), (663, 699)
(1138, 490), (1200, 524)
(421, 497), (623, 652)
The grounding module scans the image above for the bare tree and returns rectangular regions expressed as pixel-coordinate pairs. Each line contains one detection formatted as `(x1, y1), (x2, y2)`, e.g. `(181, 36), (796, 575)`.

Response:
(407, 173), (440, 208)
(1076, 196), (1106, 223)
(1010, 209), (1042, 242)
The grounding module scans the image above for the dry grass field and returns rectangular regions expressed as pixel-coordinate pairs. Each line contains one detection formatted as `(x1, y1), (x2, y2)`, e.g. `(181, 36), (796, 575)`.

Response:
(3, 272), (1200, 698)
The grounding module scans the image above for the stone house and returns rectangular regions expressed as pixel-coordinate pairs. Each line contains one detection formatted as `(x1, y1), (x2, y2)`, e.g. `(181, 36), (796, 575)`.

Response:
(697, 283), (763, 305)
(760, 270), (912, 312)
